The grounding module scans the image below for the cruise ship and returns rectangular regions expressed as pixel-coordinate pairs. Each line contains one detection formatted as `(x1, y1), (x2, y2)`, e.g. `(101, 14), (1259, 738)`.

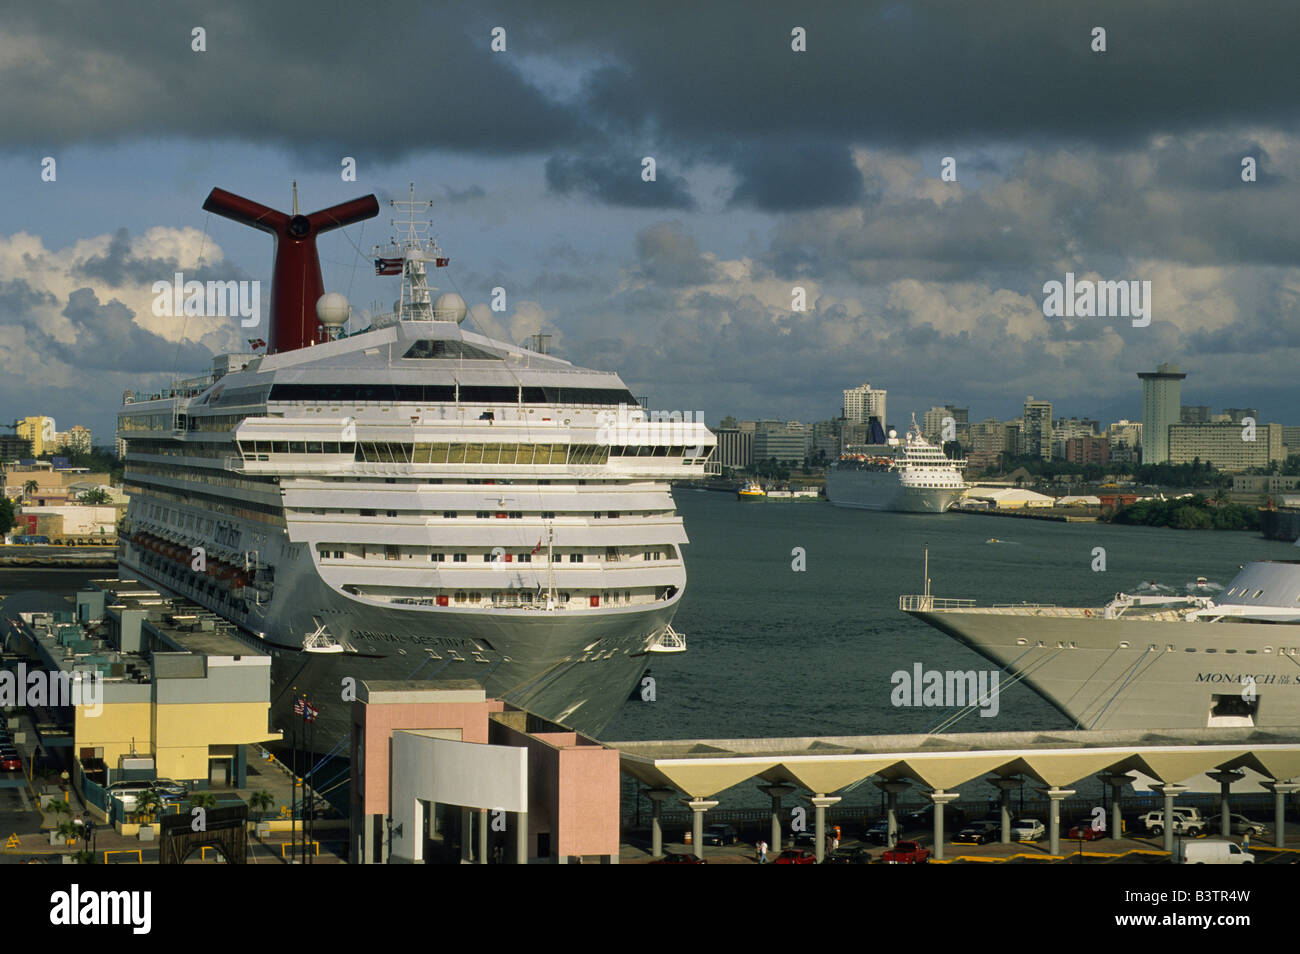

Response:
(116, 184), (714, 745)
(826, 418), (967, 513)
(900, 560), (1300, 731)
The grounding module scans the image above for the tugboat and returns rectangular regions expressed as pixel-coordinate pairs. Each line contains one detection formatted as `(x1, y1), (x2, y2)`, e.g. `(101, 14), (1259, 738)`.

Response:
(737, 480), (766, 501)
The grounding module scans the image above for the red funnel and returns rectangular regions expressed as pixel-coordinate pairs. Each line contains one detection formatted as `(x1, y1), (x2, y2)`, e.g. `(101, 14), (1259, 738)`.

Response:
(203, 187), (380, 353)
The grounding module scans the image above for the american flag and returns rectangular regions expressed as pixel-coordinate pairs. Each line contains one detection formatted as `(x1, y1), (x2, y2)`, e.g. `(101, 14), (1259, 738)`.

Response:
(374, 257), (403, 276)
(434, 257), (450, 267)
(293, 695), (305, 716)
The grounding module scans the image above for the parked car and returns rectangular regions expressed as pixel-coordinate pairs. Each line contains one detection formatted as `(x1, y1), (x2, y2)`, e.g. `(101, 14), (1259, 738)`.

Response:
(953, 821), (999, 845)
(1067, 819), (1107, 841)
(792, 831), (818, 848)
(905, 804), (966, 829)
(773, 848), (818, 865)
(882, 840), (931, 864)
(0, 751), (21, 771)
(1228, 814), (1271, 838)
(702, 824), (738, 846)
(825, 846), (873, 865)
(106, 781), (155, 813)
(1011, 818), (1045, 842)
(151, 778), (188, 798)
(1175, 840), (1254, 865)
(863, 819), (892, 844)
(650, 852), (706, 864)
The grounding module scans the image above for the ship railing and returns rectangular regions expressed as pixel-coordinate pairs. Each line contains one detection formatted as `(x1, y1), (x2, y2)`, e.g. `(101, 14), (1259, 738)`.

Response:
(898, 595), (977, 611)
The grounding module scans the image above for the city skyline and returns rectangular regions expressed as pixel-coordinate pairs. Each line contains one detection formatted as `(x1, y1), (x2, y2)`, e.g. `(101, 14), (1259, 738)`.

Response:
(1, 3), (1297, 445)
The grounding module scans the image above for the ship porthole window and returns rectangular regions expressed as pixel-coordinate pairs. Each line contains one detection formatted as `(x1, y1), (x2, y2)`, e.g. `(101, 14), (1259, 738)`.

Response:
(1118, 641), (1130, 649)
(1015, 638), (1027, 645)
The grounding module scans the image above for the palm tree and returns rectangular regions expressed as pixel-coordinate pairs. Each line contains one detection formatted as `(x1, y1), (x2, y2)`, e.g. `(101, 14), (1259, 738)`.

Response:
(22, 479), (38, 500)
(247, 790), (274, 820)
(137, 788), (164, 823)
(56, 818), (80, 847)
(189, 791), (218, 810)
(77, 488), (112, 505)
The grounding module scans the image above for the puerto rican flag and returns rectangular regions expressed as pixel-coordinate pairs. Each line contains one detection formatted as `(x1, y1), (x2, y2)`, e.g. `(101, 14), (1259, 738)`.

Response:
(374, 257), (403, 276)
(305, 701), (319, 722)
(531, 539), (543, 555)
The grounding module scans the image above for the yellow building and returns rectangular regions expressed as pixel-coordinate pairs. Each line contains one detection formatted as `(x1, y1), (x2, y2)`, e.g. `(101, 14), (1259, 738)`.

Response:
(16, 415), (55, 456)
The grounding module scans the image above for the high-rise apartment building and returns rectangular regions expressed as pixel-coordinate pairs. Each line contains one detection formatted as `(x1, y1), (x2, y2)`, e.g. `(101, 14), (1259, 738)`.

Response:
(1139, 363), (1186, 465)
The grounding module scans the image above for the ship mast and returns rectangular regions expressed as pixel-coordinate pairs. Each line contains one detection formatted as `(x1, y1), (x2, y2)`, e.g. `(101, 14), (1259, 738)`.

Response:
(374, 183), (441, 323)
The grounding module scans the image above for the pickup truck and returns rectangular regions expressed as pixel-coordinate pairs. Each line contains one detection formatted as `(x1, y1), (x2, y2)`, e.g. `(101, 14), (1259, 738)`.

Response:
(882, 840), (931, 864)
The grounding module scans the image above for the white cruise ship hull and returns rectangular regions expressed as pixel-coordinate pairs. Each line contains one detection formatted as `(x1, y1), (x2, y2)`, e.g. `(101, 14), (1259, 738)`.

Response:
(121, 540), (675, 745)
(903, 605), (1300, 731)
(825, 469), (960, 513)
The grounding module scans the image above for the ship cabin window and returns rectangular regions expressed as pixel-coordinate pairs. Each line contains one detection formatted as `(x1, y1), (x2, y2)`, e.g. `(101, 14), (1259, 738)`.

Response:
(453, 553), (467, 562)
(509, 511), (522, 519)
(542, 511), (556, 519)
(386, 510), (397, 518)
(569, 553), (583, 563)
(608, 511), (620, 519)
(431, 553), (446, 561)
(443, 511), (457, 518)
(454, 591), (467, 603)
(360, 509), (376, 517)
(518, 553), (532, 563)
(333, 551), (343, 559)
(477, 511), (489, 519)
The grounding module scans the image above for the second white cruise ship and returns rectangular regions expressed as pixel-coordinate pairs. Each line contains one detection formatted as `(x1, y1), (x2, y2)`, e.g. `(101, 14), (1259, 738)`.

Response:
(826, 418), (967, 513)
(116, 185), (714, 743)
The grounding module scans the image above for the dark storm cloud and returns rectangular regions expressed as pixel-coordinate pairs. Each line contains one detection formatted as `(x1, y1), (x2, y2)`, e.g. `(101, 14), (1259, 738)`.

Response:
(0, 1), (575, 159)
(0, 278), (57, 325)
(545, 155), (695, 209)
(41, 288), (212, 372)
(725, 142), (864, 211)
(9, 2), (1295, 169)
(73, 228), (254, 287)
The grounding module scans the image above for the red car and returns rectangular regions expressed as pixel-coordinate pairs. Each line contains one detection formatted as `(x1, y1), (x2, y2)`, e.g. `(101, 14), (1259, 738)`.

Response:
(773, 848), (818, 864)
(1067, 820), (1105, 841)
(0, 752), (21, 772)
(882, 840), (931, 864)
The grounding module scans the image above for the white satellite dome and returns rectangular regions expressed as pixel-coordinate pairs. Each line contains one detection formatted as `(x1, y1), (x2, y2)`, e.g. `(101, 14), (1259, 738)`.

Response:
(316, 292), (351, 328)
(433, 292), (467, 324)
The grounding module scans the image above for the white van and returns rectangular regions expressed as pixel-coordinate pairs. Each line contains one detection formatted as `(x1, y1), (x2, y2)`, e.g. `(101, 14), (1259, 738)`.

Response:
(1174, 840), (1254, 865)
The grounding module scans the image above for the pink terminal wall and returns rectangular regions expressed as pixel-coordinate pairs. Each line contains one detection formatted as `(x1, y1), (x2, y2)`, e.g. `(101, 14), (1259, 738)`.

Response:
(496, 727), (620, 858)
(356, 699), (504, 816)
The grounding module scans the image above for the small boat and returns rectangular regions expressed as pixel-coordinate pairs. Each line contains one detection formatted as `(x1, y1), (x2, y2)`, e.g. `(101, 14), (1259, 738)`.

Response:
(737, 480), (766, 500)
(986, 538), (1000, 544)
(1196, 576), (1209, 587)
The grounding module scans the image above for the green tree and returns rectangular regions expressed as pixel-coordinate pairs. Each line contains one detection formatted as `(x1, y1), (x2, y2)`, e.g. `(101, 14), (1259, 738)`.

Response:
(189, 791), (218, 810)
(22, 479), (39, 498)
(247, 789), (274, 820)
(0, 495), (14, 536)
(77, 488), (112, 505)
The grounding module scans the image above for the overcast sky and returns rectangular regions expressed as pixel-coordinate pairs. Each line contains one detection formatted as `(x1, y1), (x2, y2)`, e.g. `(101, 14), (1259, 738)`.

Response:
(2, 1), (1297, 442)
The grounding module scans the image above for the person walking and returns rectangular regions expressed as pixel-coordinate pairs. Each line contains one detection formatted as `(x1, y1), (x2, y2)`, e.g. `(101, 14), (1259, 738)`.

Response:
(757, 840), (768, 863)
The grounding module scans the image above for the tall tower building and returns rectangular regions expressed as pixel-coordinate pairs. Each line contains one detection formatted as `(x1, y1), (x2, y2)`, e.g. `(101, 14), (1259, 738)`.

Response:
(1138, 363), (1187, 465)
(843, 383), (886, 428)
(1022, 397), (1053, 460)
